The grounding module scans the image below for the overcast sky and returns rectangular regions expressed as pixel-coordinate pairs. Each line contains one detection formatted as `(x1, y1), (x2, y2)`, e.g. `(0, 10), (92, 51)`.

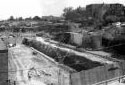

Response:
(0, 0), (124, 20)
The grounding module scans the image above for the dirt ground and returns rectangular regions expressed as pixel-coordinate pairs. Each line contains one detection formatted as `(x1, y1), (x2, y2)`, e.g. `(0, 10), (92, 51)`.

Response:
(8, 44), (70, 85)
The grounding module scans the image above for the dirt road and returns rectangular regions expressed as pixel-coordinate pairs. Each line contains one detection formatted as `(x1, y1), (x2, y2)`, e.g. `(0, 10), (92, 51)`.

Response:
(8, 45), (47, 85)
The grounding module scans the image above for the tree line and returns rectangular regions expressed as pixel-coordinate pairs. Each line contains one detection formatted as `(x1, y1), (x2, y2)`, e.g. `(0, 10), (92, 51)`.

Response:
(62, 4), (125, 26)
(8, 16), (41, 21)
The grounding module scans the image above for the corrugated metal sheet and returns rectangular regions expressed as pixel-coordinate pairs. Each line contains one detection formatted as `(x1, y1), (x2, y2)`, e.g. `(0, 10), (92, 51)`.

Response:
(80, 71), (86, 85)
(71, 72), (82, 85)
(71, 62), (125, 85)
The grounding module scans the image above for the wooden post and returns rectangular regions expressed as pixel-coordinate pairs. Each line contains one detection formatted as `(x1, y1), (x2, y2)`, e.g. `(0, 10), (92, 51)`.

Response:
(14, 81), (16, 85)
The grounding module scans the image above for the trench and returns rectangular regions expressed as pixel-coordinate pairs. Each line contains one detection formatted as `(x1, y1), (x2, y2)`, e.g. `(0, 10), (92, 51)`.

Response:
(22, 38), (103, 72)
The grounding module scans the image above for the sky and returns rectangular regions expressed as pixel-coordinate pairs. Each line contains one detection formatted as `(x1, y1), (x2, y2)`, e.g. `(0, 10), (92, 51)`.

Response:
(0, 0), (124, 20)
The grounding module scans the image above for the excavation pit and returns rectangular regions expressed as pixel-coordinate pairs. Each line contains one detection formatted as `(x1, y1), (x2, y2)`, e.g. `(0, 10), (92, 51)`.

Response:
(22, 38), (103, 72)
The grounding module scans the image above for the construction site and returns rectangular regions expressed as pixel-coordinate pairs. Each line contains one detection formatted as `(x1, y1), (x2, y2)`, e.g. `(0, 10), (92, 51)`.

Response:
(21, 34), (125, 85)
(0, 32), (124, 85)
(0, 24), (125, 85)
(0, 28), (124, 85)
(0, 2), (125, 85)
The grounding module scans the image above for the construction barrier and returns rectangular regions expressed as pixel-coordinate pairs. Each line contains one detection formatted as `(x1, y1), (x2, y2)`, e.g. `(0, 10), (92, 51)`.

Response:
(71, 61), (125, 85)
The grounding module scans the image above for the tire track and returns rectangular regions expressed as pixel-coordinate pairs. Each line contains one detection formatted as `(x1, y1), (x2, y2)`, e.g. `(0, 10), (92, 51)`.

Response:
(10, 50), (27, 84)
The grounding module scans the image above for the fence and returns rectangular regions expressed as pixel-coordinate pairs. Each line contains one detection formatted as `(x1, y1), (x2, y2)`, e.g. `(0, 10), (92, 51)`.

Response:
(71, 61), (125, 85)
